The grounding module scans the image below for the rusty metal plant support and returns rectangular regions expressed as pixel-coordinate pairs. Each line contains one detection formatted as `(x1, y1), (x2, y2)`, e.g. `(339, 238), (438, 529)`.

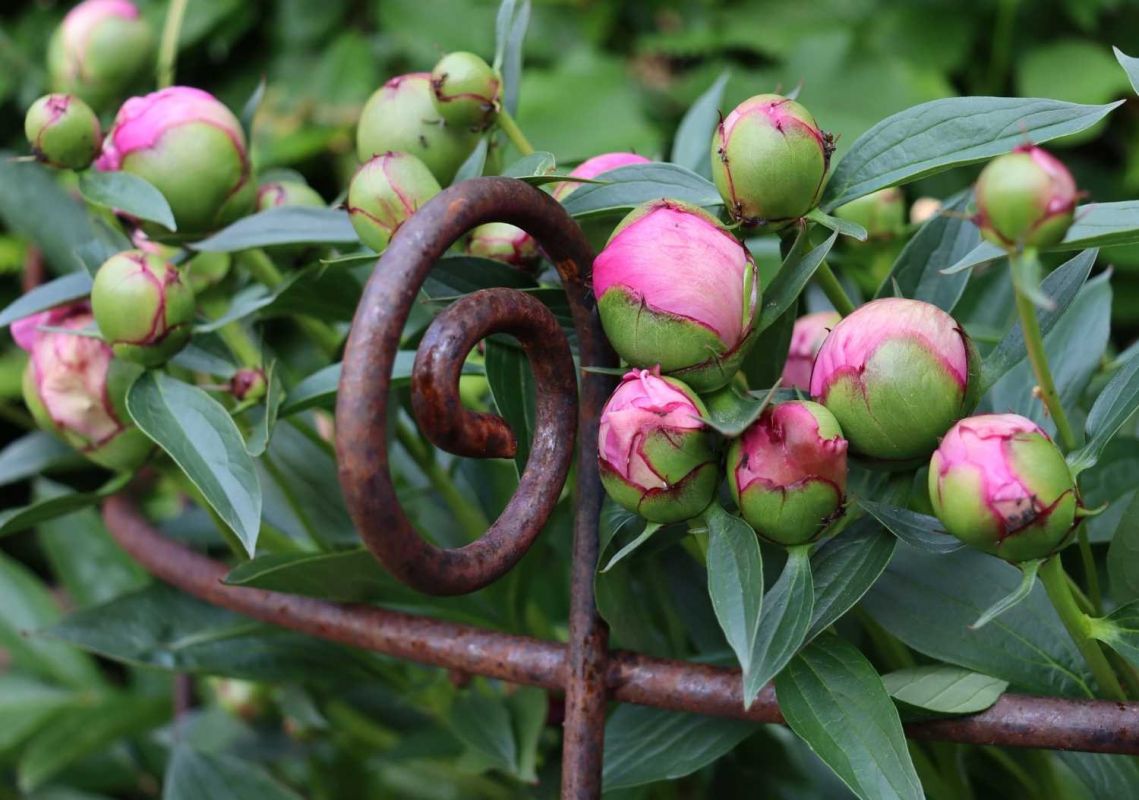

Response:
(101, 178), (1139, 798)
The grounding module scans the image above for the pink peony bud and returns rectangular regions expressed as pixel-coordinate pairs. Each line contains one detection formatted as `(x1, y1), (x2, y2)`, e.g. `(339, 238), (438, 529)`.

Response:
(782, 311), (840, 391)
(973, 144), (1078, 250)
(552, 152), (651, 202)
(98, 86), (254, 236)
(929, 414), (1079, 562)
(593, 199), (761, 392)
(598, 368), (719, 523)
(346, 152), (442, 252)
(16, 302), (150, 470)
(47, 0), (154, 111)
(728, 401), (848, 545)
(810, 298), (979, 464)
(466, 222), (540, 270)
(230, 368), (267, 402)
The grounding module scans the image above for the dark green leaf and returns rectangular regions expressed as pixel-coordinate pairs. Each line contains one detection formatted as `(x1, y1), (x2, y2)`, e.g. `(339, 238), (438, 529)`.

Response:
(126, 372), (261, 554)
(192, 207), (358, 252)
(877, 191), (976, 310)
(882, 665), (1008, 715)
(1060, 200), (1139, 249)
(193, 279), (297, 333)
(0, 473), (130, 540)
(0, 159), (101, 274)
(758, 230), (838, 332)
(170, 343), (237, 378)
(501, 151), (556, 177)
(244, 362), (284, 457)
(670, 71), (729, 178)
(774, 635), (923, 800)
(600, 523), (661, 572)
(1114, 47), (1139, 95)
(805, 208), (868, 241)
(0, 676), (78, 754)
(822, 97), (1121, 209)
(857, 499), (963, 554)
(1069, 350), (1139, 473)
(741, 304), (795, 389)
(485, 338), (535, 475)
(807, 519), (896, 640)
(239, 78), (267, 142)
(449, 691), (517, 776)
(164, 746), (303, 800)
(78, 171), (177, 232)
(454, 136), (489, 183)
(1058, 750), (1139, 798)
(0, 272), (93, 329)
(496, 0), (530, 115)
(700, 383), (779, 437)
(602, 705), (754, 791)
(1107, 494), (1139, 603)
(704, 503), (764, 678)
(745, 545), (814, 705)
(423, 256), (538, 298)
(939, 240), (1003, 276)
(1089, 601), (1139, 670)
(0, 432), (76, 487)
(970, 559), (1043, 629)
(280, 362), (340, 415)
(559, 163), (723, 218)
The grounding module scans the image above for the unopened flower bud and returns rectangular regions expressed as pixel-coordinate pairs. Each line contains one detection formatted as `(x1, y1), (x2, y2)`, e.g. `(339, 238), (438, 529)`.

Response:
(551, 152), (651, 202)
(929, 414), (1079, 562)
(835, 187), (906, 241)
(782, 311), (840, 391)
(593, 200), (760, 392)
(728, 401), (847, 545)
(230, 368), (267, 402)
(14, 303), (150, 470)
(91, 250), (194, 367)
(24, 94), (102, 170)
(910, 197), (942, 225)
(47, 0), (154, 111)
(256, 180), (325, 211)
(357, 73), (480, 185)
(974, 144), (1077, 250)
(347, 152), (441, 252)
(466, 223), (540, 269)
(430, 52), (501, 130)
(810, 298), (979, 464)
(598, 369), (719, 523)
(97, 87), (254, 236)
(712, 94), (833, 228)
(207, 678), (272, 722)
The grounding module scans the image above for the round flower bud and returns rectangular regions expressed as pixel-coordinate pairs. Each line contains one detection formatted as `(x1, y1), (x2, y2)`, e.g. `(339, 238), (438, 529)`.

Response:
(834, 187), (906, 241)
(728, 401), (848, 545)
(91, 250), (195, 367)
(782, 311), (840, 392)
(357, 73), (480, 185)
(13, 303), (150, 470)
(551, 152), (651, 202)
(430, 51), (501, 130)
(929, 414), (1079, 562)
(47, 0), (154, 111)
(230, 368), (267, 402)
(974, 144), (1077, 250)
(467, 223), (540, 270)
(207, 678), (272, 722)
(910, 197), (942, 225)
(256, 180), (325, 211)
(97, 87), (255, 237)
(346, 152), (442, 252)
(711, 94), (833, 228)
(593, 200), (760, 392)
(810, 298), (979, 464)
(598, 369), (719, 523)
(24, 94), (102, 170)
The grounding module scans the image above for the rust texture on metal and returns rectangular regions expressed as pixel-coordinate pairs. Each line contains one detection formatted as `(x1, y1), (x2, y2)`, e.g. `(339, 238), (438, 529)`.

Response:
(333, 177), (615, 797)
(103, 494), (1139, 756)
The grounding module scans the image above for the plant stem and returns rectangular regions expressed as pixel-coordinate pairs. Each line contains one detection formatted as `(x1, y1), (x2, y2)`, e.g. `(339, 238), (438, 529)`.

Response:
(496, 108), (534, 156)
(157, 0), (190, 89)
(1010, 256), (1077, 451)
(813, 261), (857, 316)
(201, 295), (262, 368)
(394, 419), (489, 539)
(1075, 526), (1103, 615)
(1039, 556), (1125, 700)
(241, 249), (342, 358)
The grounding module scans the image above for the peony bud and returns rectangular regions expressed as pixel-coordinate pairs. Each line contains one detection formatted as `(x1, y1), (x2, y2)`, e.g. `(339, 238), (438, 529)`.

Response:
(810, 298), (979, 464)
(430, 52), (501, 130)
(782, 311), (840, 392)
(835, 187), (906, 241)
(357, 73), (480, 185)
(551, 152), (651, 202)
(230, 368), (267, 402)
(598, 369), (719, 523)
(256, 180), (325, 211)
(711, 94), (833, 228)
(929, 414), (1079, 562)
(91, 249), (195, 367)
(974, 144), (1077, 250)
(14, 303), (150, 470)
(24, 94), (102, 170)
(728, 401), (847, 545)
(466, 222), (540, 270)
(47, 0), (154, 111)
(593, 200), (760, 392)
(910, 197), (942, 226)
(97, 87), (254, 237)
(346, 152), (442, 252)
(207, 678), (272, 722)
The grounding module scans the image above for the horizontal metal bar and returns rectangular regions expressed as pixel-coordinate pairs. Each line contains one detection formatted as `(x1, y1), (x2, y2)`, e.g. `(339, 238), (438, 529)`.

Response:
(102, 495), (1139, 755)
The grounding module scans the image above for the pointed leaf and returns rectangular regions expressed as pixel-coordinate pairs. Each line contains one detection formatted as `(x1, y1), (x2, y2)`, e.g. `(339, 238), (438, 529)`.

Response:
(1114, 46), (1139, 95)
(882, 665), (1008, 715)
(164, 746), (303, 800)
(744, 545), (814, 705)
(601, 523), (661, 572)
(0, 271), (93, 329)
(971, 559), (1043, 629)
(485, 338), (536, 475)
(671, 71), (730, 178)
(192, 207), (357, 252)
(1088, 600), (1139, 670)
(808, 518), (896, 639)
(806, 208), (867, 241)
(704, 503), (764, 675)
(858, 499), (963, 554)
(1069, 351), (1139, 472)
(454, 136), (489, 182)
(559, 163), (722, 218)
(878, 191), (977, 310)
(0, 474), (129, 540)
(78, 171), (177, 231)
(501, 151), (556, 178)
(757, 229), (838, 333)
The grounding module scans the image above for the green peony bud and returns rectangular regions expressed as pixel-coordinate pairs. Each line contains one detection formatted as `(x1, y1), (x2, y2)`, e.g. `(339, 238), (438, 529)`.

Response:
(24, 94), (102, 170)
(430, 51), (501, 131)
(347, 152), (442, 252)
(834, 187), (906, 241)
(973, 145), (1078, 250)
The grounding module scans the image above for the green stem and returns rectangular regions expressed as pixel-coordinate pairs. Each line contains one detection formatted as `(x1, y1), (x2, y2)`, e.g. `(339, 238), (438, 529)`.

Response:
(985, 0), (1020, 93)
(241, 249), (342, 358)
(156, 0), (190, 89)
(813, 261), (857, 317)
(1010, 257), (1077, 452)
(395, 420), (489, 539)
(1076, 526), (1104, 615)
(1039, 556), (1125, 700)
(496, 108), (534, 156)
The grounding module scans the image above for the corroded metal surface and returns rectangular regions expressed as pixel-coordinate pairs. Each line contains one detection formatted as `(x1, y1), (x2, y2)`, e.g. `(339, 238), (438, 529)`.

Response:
(104, 494), (1139, 756)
